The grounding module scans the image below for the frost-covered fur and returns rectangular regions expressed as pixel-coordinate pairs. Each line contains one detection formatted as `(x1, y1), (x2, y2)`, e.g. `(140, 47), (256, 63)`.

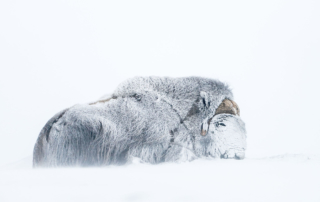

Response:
(33, 77), (246, 167)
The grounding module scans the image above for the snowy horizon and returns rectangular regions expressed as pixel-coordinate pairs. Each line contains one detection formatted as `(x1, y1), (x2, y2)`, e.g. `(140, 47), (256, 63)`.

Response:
(0, 0), (319, 201)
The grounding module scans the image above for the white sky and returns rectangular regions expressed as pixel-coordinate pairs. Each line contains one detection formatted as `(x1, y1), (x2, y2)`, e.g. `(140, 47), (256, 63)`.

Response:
(0, 0), (319, 165)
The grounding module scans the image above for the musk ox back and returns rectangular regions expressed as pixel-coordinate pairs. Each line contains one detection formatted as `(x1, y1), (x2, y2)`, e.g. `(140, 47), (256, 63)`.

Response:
(33, 77), (246, 167)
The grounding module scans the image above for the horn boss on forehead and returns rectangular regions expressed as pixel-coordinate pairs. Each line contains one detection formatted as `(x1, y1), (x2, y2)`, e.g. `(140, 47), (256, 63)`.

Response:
(215, 99), (240, 116)
(201, 99), (240, 136)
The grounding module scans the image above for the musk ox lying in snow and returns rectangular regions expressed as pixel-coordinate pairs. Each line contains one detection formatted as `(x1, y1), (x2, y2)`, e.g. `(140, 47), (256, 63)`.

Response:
(33, 77), (246, 167)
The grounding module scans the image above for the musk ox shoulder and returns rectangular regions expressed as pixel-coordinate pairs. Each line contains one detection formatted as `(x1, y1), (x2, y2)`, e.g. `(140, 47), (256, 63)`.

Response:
(33, 76), (246, 167)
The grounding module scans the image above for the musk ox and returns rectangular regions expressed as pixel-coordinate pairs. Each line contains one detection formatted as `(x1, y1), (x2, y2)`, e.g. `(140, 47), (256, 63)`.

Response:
(33, 76), (246, 167)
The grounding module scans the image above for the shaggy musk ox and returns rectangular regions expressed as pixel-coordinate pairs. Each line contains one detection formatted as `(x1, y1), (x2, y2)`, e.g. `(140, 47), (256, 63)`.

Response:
(33, 77), (246, 167)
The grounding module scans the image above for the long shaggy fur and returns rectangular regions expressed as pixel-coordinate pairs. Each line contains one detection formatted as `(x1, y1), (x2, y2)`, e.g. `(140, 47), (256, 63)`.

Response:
(33, 76), (246, 167)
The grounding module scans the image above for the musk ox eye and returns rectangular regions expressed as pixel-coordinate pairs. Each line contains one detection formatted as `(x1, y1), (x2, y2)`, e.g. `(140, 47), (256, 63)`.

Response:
(134, 94), (141, 101)
(215, 122), (226, 127)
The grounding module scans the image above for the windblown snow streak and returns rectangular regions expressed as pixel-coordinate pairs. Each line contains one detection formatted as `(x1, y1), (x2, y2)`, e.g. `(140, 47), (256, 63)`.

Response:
(33, 77), (246, 167)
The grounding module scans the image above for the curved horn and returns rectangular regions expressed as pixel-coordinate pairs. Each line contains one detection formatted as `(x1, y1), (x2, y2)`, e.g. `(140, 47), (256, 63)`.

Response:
(215, 99), (240, 116)
(200, 99), (240, 136)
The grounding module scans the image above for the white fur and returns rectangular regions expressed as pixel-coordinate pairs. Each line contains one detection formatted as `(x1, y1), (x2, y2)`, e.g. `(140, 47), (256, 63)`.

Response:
(33, 76), (246, 167)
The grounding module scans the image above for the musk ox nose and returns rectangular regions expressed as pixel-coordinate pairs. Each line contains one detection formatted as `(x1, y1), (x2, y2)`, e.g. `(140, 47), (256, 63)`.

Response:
(235, 152), (245, 160)
(221, 151), (245, 160)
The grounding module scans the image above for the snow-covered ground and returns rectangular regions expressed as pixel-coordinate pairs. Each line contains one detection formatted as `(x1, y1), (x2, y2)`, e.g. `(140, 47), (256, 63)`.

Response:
(1, 154), (319, 202)
(1, 1), (320, 201)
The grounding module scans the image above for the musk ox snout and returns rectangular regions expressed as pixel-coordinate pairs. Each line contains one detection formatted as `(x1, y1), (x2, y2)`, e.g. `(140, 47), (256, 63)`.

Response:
(206, 114), (247, 159)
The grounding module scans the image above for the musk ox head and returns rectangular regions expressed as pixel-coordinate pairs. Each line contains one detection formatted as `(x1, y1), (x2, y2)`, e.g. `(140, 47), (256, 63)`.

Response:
(33, 76), (246, 167)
